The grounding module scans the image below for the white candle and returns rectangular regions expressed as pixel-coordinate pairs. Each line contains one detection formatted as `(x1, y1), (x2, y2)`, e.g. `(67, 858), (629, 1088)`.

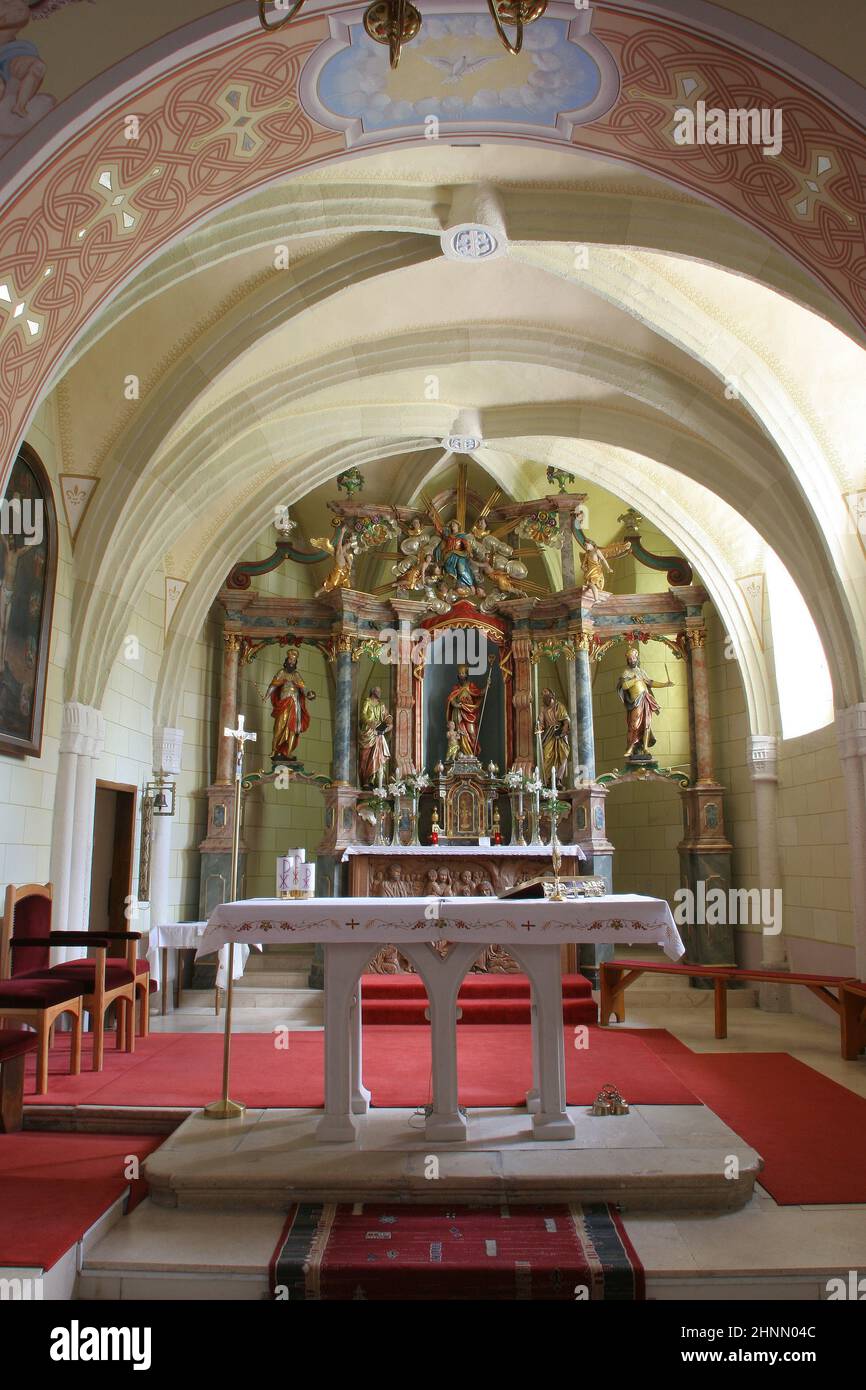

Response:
(551, 764), (556, 793)
(377, 766), (384, 792)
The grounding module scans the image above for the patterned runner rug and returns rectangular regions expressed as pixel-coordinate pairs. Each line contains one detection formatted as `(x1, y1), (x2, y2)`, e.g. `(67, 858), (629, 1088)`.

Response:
(270, 1202), (644, 1301)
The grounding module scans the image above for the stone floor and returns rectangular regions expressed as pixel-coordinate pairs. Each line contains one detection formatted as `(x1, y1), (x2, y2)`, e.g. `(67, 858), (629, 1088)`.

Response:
(75, 995), (866, 1299)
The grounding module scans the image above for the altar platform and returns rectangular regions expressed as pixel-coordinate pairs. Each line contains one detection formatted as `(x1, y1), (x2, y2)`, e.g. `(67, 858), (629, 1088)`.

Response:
(143, 1103), (761, 1213)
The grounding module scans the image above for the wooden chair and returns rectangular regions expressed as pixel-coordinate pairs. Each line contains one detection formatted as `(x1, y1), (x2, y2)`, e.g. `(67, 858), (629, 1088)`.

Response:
(54, 931), (141, 1067)
(0, 885), (89, 1094)
(0, 1028), (40, 1131)
(2, 883), (139, 1074)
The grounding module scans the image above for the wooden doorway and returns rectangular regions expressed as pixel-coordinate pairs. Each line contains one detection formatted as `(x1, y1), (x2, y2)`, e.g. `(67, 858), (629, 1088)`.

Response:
(89, 782), (136, 933)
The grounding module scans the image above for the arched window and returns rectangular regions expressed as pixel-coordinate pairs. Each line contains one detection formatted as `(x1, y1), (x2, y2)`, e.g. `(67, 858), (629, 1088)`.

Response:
(766, 551), (833, 739)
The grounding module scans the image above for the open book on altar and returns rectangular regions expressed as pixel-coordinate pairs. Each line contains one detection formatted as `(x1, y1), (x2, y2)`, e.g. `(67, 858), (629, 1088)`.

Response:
(497, 874), (607, 900)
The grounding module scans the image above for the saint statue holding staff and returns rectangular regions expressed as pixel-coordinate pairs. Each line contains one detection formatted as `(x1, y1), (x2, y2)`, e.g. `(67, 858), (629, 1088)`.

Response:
(445, 663), (484, 757)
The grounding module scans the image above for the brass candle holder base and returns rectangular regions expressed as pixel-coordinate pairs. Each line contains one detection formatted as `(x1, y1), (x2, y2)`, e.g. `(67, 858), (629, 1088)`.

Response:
(202, 1098), (246, 1121)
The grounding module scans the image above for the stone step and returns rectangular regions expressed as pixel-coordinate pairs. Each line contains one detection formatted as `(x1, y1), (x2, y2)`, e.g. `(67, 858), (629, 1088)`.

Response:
(176, 995), (322, 1020)
(236, 970), (311, 989)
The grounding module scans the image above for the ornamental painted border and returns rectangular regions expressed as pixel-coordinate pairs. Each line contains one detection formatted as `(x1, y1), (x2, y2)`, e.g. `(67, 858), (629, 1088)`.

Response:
(0, 4), (865, 485)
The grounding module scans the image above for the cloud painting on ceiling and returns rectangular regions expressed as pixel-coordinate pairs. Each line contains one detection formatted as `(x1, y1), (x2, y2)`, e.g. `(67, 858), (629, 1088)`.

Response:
(300, 9), (619, 147)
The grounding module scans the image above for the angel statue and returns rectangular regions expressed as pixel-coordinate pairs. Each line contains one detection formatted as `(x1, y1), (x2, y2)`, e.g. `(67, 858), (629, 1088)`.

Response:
(311, 522), (357, 597)
(392, 517), (438, 592)
(579, 536), (632, 603)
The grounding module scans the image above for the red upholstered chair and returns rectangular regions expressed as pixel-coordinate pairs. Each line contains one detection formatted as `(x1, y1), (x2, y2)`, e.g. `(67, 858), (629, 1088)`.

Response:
(56, 932), (141, 1067)
(1, 883), (139, 1076)
(0, 885), (86, 1094)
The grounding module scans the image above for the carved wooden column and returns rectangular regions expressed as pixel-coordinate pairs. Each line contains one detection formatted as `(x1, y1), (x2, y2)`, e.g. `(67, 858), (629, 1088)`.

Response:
(215, 633), (241, 786)
(511, 631), (534, 769)
(390, 600), (424, 774)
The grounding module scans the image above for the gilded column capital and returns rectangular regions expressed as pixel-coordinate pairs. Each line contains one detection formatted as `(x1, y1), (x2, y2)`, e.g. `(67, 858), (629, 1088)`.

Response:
(223, 632), (242, 653)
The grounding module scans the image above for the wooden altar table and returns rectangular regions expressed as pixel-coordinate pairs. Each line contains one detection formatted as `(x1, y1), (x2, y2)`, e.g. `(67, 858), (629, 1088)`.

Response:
(198, 895), (684, 1145)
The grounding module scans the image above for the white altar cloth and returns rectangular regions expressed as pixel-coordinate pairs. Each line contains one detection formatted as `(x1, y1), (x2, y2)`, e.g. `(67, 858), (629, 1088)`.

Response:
(200, 894), (681, 957)
(148, 921), (251, 997)
(340, 843), (585, 861)
(197, 895), (683, 1146)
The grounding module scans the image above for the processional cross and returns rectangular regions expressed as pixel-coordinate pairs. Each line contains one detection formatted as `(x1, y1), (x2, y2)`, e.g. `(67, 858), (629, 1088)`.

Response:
(204, 714), (257, 1121)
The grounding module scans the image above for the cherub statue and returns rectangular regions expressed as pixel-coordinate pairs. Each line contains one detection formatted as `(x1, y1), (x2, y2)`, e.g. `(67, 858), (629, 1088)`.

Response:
(579, 537), (632, 603)
(478, 558), (530, 601)
(445, 719), (460, 764)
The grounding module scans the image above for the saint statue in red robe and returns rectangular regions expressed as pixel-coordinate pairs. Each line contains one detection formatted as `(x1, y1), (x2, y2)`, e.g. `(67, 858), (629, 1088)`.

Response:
(267, 647), (315, 761)
(445, 664), (484, 757)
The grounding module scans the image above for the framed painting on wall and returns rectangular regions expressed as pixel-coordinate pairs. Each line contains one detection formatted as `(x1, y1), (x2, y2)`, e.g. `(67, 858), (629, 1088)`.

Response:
(0, 443), (57, 758)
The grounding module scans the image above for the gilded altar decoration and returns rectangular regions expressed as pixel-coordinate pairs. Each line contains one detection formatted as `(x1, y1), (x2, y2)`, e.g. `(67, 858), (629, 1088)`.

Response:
(538, 687), (570, 784)
(358, 686), (393, 787)
(313, 514), (398, 598)
(266, 645), (315, 762)
(616, 646), (673, 760)
(578, 536), (631, 602)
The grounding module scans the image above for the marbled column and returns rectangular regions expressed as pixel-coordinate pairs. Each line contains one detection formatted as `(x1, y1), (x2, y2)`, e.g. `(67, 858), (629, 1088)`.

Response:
(747, 734), (790, 1010)
(687, 628), (714, 784)
(332, 636), (354, 784)
(49, 703), (105, 960)
(837, 704), (866, 981)
(574, 637), (595, 783)
(215, 633), (241, 786)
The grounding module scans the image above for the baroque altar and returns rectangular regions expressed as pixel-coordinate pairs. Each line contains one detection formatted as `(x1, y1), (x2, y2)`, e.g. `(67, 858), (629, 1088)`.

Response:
(197, 462), (734, 986)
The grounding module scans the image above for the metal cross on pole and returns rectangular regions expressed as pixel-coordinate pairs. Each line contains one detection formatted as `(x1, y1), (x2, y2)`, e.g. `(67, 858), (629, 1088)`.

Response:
(203, 714), (256, 1121)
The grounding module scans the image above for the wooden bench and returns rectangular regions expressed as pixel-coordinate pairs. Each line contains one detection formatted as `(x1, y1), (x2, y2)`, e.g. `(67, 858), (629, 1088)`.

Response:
(600, 958), (859, 1053)
(0, 1028), (39, 1133)
(840, 980), (866, 1060)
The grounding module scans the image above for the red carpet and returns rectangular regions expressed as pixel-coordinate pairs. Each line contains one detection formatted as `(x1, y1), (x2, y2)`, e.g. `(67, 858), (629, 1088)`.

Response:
(271, 1201), (644, 1300)
(25, 1025), (696, 1108)
(361, 972), (598, 1025)
(0, 1133), (162, 1271)
(660, 1052), (866, 1206)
